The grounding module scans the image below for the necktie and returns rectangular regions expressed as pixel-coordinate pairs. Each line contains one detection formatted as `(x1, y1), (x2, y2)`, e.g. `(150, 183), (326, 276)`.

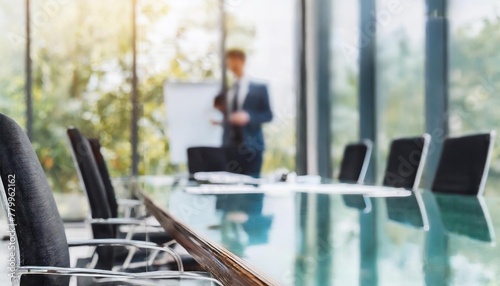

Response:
(231, 82), (240, 112)
(230, 82), (243, 145)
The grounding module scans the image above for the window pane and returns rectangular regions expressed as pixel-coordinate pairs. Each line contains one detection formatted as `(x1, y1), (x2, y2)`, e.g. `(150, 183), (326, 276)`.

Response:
(449, 0), (500, 195)
(376, 0), (425, 172)
(0, 2), (25, 281)
(137, 0), (222, 175)
(227, 0), (297, 173)
(331, 0), (360, 169)
(31, 0), (132, 220)
(329, 1), (362, 284)
(449, 1), (500, 284)
(0, 2), (25, 124)
(375, 0), (426, 285)
(137, 0), (296, 175)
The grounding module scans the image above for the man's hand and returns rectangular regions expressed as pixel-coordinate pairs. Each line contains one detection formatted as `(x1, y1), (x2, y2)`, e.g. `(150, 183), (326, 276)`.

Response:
(229, 111), (250, 126)
(209, 119), (222, 126)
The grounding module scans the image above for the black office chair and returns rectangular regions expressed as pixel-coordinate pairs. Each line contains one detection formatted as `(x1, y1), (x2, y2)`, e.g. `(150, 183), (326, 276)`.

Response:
(0, 113), (220, 286)
(187, 146), (241, 211)
(67, 128), (202, 271)
(87, 138), (119, 218)
(339, 140), (373, 212)
(187, 147), (228, 176)
(88, 138), (153, 220)
(384, 134), (431, 229)
(431, 132), (495, 196)
(338, 140), (372, 184)
(87, 137), (182, 248)
(383, 134), (430, 189)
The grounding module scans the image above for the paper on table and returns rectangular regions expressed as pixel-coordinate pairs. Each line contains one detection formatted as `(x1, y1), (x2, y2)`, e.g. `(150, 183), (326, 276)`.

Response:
(193, 171), (261, 185)
(185, 184), (261, 194)
(185, 182), (411, 197)
(297, 184), (412, 197)
(257, 183), (411, 197)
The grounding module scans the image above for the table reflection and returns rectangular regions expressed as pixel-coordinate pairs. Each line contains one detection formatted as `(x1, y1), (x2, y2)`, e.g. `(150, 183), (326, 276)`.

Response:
(434, 194), (494, 243)
(342, 194), (372, 213)
(140, 177), (500, 285)
(217, 194), (274, 256)
(386, 191), (429, 230)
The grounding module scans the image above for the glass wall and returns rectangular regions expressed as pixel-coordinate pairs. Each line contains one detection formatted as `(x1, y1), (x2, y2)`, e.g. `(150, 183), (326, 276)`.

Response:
(376, 0), (426, 176)
(0, 0), (296, 219)
(0, 1), (25, 124)
(449, 0), (500, 195)
(137, 0), (222, 175)
(329, 1), (362, 285)
(375, 0), (426, 285)
(31, 0), (133, 219)
(0, 2), (24, 279)
(330, 0), (360, 170)
(226, 0), (297, 173)
(448, 1), (500, 283)
(135, 0), (296, 175)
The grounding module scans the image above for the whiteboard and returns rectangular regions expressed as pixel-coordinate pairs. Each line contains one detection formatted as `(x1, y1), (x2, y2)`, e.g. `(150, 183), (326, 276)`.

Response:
(164, 82), (223, 164)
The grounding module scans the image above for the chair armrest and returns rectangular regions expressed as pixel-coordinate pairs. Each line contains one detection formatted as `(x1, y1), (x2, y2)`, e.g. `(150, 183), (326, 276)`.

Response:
(16, 267), (223, 285)
(117, 198), (143, 207)
(17, 266), (131, 278)
(88, 218), (163, 242)
(68, 238), (166, 248)
(88, 218), (145, 225)
(88, 218), (162, 228)
(117, 198), (146, 219)
(68, 239), (181, 271)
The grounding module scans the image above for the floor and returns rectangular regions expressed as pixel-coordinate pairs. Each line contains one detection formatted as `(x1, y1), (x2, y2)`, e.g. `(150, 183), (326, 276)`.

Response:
(0, 221), (91, 286)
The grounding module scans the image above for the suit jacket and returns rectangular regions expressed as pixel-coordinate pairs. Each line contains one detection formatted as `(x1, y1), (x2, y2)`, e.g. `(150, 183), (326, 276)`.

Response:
(223, 81), (273, 151)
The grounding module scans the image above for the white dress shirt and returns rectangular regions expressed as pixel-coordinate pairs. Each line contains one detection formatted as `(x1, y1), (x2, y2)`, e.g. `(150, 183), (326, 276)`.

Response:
(227, 75), (250, 114)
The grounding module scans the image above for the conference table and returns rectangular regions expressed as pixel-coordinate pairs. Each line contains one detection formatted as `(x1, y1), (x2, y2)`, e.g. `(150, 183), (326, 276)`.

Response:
(138, 176), (500, 286)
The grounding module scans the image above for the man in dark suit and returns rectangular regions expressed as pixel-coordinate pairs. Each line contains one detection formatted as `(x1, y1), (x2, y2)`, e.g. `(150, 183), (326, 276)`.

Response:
(222, 49), (273, 178)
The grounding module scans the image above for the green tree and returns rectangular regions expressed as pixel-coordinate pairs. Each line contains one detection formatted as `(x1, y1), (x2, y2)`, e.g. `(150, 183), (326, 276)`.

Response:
(449, 17), (500, 193)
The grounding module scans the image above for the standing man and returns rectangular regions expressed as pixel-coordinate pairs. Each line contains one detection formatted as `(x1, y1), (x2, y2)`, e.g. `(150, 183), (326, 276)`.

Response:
(223, 49), (273, 178)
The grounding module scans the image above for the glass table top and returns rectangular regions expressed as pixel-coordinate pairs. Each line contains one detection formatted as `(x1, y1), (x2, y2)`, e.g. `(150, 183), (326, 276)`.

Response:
(141, 177), (500, 286)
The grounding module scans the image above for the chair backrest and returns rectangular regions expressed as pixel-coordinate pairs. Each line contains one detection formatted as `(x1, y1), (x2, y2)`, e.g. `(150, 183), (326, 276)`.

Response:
(88, 138), (118, 218)
(431, 133), (495, 196)
(0, 114), (70, 286)
(383, 134), (430, 189)
(339, 140), (373, 212)
(187, 147), (228, 175)
(67, 128), (115, 269)
(338, 140), (372, 184)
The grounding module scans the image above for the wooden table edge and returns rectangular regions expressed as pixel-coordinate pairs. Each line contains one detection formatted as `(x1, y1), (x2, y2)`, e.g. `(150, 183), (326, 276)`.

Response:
(142, 193), (280, 286)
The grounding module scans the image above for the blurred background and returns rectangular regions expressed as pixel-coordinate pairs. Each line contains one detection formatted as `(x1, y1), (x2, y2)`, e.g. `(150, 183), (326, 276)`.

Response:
(3, 0), (500, 284)
(0, 0), (298, 219)
(2, 0), (500, 219)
